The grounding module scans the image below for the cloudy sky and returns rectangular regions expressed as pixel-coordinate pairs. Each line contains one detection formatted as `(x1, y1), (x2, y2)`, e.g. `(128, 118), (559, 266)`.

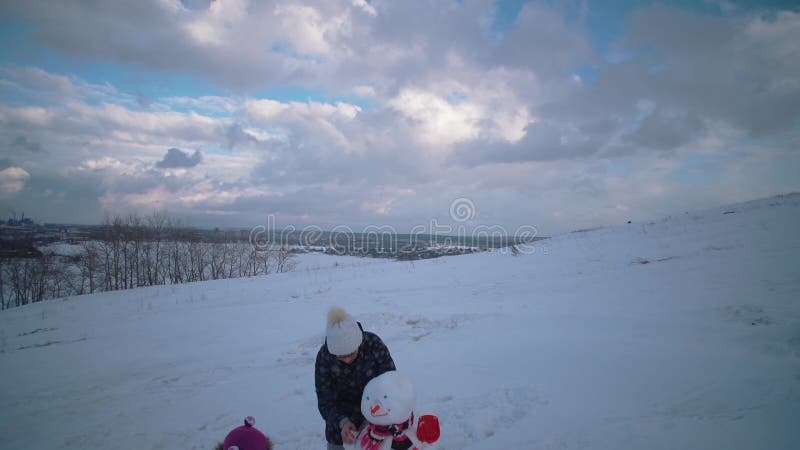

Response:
(0, 0), (798, 235)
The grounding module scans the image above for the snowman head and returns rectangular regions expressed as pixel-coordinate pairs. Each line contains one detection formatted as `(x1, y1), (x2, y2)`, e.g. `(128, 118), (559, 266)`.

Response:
(361, 371), (416, 426)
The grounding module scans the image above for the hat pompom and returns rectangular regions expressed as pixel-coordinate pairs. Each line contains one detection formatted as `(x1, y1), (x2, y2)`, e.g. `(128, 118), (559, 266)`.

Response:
(327, 306), (348, 325)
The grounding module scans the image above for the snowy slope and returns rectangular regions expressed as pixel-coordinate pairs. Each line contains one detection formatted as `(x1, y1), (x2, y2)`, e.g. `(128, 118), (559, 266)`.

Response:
(1, 194), (799, 450)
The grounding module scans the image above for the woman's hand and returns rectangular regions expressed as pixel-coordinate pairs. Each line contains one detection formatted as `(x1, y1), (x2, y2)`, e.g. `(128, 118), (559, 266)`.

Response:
(341, 420), (357, 445)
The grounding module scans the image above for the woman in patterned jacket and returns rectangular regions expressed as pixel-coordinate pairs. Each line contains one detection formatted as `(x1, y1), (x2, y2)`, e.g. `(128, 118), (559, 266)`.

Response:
(315, 307), (396, 450)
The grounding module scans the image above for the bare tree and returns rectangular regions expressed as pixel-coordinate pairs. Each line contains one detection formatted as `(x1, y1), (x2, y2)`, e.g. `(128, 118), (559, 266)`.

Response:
(0, 259), (7, 310)
(209, 242), (229, 280)
(79, 241), (100, 294)
(144, 212), (168, 286)
(4, 256), (52, 306)
(0, 212), (297, 309)
(275, 246), (295, 273)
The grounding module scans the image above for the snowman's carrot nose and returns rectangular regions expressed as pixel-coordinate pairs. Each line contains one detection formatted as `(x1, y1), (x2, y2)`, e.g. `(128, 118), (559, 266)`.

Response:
(371, 404), (381, 414)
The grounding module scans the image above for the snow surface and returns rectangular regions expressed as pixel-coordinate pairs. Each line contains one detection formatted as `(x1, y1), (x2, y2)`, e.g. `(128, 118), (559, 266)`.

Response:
(2, 194), (799, 449)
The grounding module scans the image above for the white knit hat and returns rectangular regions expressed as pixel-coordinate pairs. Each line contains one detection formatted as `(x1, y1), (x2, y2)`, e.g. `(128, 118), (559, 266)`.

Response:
(326, 307), (363, 355)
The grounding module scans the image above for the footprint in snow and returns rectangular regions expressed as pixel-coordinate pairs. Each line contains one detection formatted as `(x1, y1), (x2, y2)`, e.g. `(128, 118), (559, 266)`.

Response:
(435, 386), (544, 447)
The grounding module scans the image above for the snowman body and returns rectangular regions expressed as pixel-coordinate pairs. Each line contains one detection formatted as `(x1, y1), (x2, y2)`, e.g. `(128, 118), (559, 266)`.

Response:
(349, 371), (439, 450)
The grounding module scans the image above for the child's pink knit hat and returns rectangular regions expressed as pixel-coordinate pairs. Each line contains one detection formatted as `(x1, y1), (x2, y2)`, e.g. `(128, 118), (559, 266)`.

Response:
(222, 416), (272, 450)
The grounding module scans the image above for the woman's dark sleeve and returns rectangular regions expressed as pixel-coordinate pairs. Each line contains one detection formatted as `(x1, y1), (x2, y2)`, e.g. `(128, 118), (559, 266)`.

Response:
(315, 350), (347, 432)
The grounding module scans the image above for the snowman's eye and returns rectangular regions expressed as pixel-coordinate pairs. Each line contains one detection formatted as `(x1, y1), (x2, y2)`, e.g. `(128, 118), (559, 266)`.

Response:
(366, 396), (370, 400)
(383, 395), (387, 399)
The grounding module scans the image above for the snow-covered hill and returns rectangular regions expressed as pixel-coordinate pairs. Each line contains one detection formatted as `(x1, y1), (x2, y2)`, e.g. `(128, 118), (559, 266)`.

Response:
(2, 194), (799, 449)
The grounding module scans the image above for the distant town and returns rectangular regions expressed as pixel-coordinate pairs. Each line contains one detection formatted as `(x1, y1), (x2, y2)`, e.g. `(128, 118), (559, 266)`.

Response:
(0, 215), (543, 261)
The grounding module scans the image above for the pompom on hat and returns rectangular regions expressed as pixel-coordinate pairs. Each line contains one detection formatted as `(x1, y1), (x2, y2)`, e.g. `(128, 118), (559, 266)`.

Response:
(326, 306), (363, 356)
(220, 416), (272, 450)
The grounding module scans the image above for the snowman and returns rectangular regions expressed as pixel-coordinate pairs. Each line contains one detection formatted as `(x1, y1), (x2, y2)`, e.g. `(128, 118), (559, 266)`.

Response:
(349, 371), (440, 450)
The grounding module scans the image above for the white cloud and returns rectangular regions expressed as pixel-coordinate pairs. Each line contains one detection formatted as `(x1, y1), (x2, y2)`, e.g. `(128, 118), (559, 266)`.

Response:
(245, 98), (361, 122)
(389, 87), (483, 147)
(361, 199), (394, 215)
(1, 66), (124, 105)
(273, 3), (353, 58)
(352, 0), (377, 17)
(184, 0), (248, 45)
(185, 20), (223, 45)
(55, 102), (228, 146)
(244, 99), (290, 122)
(243, 97), (362, 150)
(1, 105), (54, 127)
(353, 85), (377, 97)
(745, 10), (800, 59)
(79, 157), (129, 171)
(388, 81), (531, 150)
(0, 167), (30, 197)
(744, 11), (800, 90)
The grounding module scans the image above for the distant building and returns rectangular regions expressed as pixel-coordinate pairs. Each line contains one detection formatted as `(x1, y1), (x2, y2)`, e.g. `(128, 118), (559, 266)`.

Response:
(6, 218), (36, 227)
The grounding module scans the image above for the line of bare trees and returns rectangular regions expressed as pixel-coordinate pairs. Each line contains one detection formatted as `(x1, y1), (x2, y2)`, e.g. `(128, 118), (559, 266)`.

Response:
(0, 213), (294, 310)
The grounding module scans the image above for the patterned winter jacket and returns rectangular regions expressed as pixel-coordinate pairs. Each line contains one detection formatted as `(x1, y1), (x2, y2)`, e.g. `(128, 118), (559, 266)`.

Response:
(315, 323), (396, 445)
